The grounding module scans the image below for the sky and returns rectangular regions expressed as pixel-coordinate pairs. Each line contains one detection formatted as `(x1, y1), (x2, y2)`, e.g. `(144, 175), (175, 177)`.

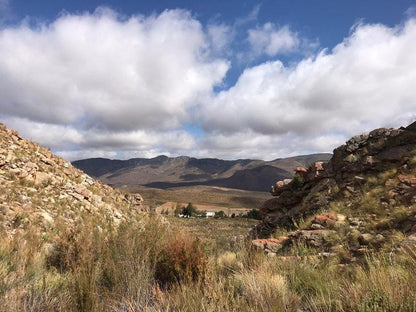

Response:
(0, 1), (416, 161)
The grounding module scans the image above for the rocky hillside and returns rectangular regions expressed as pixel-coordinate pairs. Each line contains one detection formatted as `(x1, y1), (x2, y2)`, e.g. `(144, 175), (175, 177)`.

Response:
(0, 124), (143, 237)
(73, 154), (331, 192)
(252, 122), (416, 260)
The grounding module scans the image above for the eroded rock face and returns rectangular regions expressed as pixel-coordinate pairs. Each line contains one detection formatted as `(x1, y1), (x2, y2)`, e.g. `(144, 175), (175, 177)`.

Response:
(252, 123), (416, 238)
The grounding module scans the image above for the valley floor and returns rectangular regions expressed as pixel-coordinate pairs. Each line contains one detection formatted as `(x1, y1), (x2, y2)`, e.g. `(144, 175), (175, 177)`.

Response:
(125, 185), (270, 215)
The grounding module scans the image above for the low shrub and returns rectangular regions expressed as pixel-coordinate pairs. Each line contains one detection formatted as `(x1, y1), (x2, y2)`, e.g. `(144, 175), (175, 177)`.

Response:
(155, 230), (207, 288)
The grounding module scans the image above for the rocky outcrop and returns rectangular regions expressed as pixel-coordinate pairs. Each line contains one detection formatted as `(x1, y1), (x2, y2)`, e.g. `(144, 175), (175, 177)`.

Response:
(252, 211), (346, 256)
(253, 123), (416, 238)
(0, 123), (144, 237)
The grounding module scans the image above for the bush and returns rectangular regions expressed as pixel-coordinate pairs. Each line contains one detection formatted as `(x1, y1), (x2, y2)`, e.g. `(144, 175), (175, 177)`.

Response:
(242, 209), (262, 220)
(291, 174), (304, 188)
(175, 202), (198, 217)
(154, 230), (207, 288)
(214, 211), (226, 219)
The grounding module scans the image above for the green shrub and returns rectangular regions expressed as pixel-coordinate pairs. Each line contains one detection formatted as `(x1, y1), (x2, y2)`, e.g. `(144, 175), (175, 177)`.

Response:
(214, 210), (227, 218)
(242, 209), (262, 220)
(292, 174), (304, 188)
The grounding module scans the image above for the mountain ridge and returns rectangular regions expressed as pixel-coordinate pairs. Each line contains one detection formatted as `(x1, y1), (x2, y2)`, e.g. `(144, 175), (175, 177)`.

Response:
(72, 153), (332, 192)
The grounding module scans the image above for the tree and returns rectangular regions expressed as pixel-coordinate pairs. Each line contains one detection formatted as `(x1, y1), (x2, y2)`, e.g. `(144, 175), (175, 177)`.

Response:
(243, 209), (262, 220)
(182, 203), (197, 217)
(214, 210), (226, 218)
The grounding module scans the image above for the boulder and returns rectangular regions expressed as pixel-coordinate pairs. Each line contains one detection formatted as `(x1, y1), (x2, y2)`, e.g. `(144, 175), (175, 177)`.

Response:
(124, 193), (144, 207)
(358, 233), (374, 245)
(290, 230), (336, 247)
(35, 172), (50, 185)
(252, 236), (290, 253)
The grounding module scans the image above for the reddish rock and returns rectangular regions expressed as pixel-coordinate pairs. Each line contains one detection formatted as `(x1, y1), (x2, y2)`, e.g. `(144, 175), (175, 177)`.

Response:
(314, 213), (337, 226)
(252, 236), (290, 253)
(81, 189), (92, 199)
(398, 174), (416, 185)
(69, 192), (84, 201)
(295, 167), (307, 177)
(315, 162), (324, 171)
(74, 184), (87, 194)
(18, 170), (29, 179)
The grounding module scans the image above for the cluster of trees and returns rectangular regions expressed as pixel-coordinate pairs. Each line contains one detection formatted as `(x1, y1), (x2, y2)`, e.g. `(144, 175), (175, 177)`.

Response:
(174, 203), (261, 220)
(174, 203), (199, 217)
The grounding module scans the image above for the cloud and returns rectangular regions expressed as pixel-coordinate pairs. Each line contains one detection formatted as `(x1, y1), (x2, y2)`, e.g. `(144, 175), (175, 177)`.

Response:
(0, 8), (229, 132)
(248, 23), (300, 56)
(4, 116), (197, 160)
(207, 23), (233, 53)
(200, 18), (416, 156)
(1, 9), (416, 161)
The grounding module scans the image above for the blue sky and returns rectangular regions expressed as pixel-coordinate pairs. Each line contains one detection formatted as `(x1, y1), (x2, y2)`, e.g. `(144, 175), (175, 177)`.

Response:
(0, 1), (416, 160)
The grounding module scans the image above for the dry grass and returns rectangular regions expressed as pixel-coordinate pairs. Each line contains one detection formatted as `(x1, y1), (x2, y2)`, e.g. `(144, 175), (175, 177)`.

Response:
(1, 207), (416, 311)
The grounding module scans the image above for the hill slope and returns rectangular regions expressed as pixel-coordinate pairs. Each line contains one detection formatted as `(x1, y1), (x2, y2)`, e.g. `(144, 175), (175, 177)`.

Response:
(73, 153), (331, 191)
(252, 122), (416, 262)
(0, 124), (143, 237)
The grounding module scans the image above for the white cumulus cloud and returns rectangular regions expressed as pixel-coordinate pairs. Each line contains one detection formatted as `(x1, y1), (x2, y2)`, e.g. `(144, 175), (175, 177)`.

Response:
(201, 18), (416, 157)
(248, 23), (300, 56)
(0, 8), (229, 131)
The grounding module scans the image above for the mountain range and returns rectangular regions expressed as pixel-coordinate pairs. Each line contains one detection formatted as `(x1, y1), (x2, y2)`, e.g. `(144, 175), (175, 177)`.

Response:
(72, 153), (332, 192)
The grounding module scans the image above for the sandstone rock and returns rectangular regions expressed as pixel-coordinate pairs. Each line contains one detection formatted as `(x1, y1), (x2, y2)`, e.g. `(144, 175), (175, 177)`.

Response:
(346, 133), (369, 152)
(349, 219), (363, 228)
(18, 170), (29, 179)
(81, 189), (92, 200)
(314, 161), (324, 171)
(358, 233), (373, 245)
(295, 167), (307, 179)
(74, 184), (87, 194)
(290, 229), (336, 247)
(310, 161), (326, 179)
(311, 223), (325, 230)
(124, 193), (143, 207)
(114, 211), (122, 219)
(270, 179), (292, 196)
(398, 174), (416, 185)
(336, 214), (346, 222)
(313, 212), (337, 227)
(252, 236), (290, 253)
(91, 195), (102, 206)
(41, 157), (55, 166)
(68, 192), (84, 201)
(41, 211), (53, 223)
(35, 172), (50, 185)
(374, 234), (385, 244)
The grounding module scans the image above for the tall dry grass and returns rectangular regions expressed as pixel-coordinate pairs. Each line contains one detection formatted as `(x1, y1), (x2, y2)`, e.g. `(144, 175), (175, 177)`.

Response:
(1, 211), (416, 311)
